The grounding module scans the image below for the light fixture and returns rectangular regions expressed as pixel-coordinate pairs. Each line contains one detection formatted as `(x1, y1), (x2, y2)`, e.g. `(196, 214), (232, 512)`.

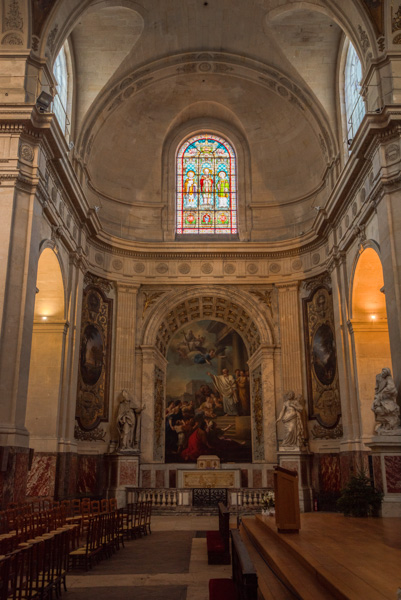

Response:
(370, 314), (376, 320)
(42, 316), (48, 320)
(36, 91), (53, 113)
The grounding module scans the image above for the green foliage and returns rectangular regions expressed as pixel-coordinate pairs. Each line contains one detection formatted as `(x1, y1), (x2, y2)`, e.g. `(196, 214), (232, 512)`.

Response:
(337, 470), (383, 518)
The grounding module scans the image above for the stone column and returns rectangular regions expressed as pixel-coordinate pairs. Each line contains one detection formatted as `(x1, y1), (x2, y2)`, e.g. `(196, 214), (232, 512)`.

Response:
(376, 188), (401, 397)
(277, 283), (303, 395)
(329, 251), (360, 444)
(0, 176), (41, 449)
(248, 345), (277, 463)
(140, 346), (167, 464)
(113, 284), (140, 396)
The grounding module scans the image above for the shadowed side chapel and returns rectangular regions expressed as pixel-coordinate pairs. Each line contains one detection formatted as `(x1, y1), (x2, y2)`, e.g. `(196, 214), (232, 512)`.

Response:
(0, 0), (401, 598)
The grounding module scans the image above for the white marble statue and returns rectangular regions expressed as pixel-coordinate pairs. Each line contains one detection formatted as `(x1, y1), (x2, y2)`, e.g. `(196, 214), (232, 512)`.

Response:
(276, 391), (307, 449)
(371, 368), (400, 434)
(117, 389), (145, 451)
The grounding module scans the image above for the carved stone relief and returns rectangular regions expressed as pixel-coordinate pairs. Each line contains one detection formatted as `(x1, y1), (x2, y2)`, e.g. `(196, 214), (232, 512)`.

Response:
(154, 294), (261, 357)
(302, 283), (342, 434)
(76, 276), (113, 431)
(3, 0), (23, 32)
(251, 365), (264, 460)
(153, 366), (164, 461)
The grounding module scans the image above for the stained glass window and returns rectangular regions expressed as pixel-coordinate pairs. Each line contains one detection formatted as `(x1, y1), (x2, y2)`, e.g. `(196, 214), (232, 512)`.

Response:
(176, 134), (237, 235)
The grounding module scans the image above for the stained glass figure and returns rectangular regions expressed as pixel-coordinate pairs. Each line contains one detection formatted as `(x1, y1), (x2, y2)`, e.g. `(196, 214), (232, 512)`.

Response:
(177, 134), (237, 234)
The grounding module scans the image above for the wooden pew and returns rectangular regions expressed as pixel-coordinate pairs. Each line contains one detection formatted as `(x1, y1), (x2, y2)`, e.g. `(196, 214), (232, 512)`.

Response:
(206, 502), (230, 565)
(209, 529), (258, 600)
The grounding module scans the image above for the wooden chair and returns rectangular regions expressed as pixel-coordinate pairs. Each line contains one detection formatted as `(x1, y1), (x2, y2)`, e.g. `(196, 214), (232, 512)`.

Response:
(90, 500), (101, 516)
(69, 516), (103, 571)
(109, 498), (117, 511)
(100, 499), (109, 513)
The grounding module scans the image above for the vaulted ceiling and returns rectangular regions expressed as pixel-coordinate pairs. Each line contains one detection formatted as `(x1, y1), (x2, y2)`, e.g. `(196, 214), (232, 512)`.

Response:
(40, 0), (374, 242)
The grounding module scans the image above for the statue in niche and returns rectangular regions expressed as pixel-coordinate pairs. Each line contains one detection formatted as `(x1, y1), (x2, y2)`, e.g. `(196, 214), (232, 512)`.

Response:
(276, 391), (308, 450)
(117, 389), (146, 451)
(371, 368), (400, 434)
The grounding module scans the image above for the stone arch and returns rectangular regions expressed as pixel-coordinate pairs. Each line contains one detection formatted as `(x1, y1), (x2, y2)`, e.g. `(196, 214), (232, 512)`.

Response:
(139, 286), (277, 466)
(25, 246), (69, 481)
(141, 286), (275, 354)
(348, 242), (392, 440)
(38, 239), (68, 319)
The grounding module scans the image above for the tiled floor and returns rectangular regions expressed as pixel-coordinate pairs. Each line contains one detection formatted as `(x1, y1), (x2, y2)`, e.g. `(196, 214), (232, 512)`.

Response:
(66, 516), (233, 600)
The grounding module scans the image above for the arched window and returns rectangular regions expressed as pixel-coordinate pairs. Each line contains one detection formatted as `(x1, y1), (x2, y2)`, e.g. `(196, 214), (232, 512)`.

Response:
(53, 43), (69, 135)
(176, 134), (237, 235)
(344, 42), (365, 143)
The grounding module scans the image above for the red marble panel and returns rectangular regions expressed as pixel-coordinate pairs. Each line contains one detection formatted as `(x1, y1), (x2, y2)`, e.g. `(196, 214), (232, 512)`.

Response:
(155, 470), (165, 488)
(319, 454), (341, 493)
(14, 453), (29, 503)
(241, 469), (248, 488)
(169, 470), (177, 488)
(77, 456), (98, 494)
(252, 469), (262, 488)
(141, 469), (151, 487)
(372, 455), (383, 493)
(119, 461), (138, 486)
(384, 456), (401, 493)
(26, 455), (56, 498)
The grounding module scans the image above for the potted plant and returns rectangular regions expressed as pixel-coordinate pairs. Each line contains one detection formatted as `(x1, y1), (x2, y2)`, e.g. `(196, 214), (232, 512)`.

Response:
(336, 470), (383, 517)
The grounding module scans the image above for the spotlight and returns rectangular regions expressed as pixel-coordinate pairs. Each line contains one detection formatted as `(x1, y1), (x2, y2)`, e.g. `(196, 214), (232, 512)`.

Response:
(314, 206), (321, 212)
(36, 91), (53, 113)
(42, 316), (48, 320)
(370, 315), (376, 320)
(347, 139), (353, 147)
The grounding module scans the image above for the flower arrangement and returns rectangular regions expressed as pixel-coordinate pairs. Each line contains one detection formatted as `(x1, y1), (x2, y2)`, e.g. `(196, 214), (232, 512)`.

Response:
(262, 491), (275, 510)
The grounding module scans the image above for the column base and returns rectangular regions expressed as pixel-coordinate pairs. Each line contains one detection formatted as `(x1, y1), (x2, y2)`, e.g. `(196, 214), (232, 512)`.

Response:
(366, 435), (401, 517)
(107, 452), (140, 508)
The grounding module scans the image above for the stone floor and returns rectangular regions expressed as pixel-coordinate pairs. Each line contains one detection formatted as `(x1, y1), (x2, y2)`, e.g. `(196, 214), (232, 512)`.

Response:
(65, 516), (233, 600)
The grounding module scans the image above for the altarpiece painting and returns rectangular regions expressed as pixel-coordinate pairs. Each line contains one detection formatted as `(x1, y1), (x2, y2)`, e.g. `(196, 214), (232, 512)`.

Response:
(165, 320), (252, 463)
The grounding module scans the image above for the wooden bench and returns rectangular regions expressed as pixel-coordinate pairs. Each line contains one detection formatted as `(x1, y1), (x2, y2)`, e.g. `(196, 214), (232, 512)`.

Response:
(209, 529), (258, 600)
(206, 502), (230, 565)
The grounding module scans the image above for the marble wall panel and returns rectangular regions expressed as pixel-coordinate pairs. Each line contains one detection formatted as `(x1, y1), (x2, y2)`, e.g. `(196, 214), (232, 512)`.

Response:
(280, 460), (298, 474)
(14, 453), (29, 503)
(372, 455), (383, 493)
(319, 454), (341, 492)
(266, 470), (274, 488)
(169, 470), (177, 488)
(77, 456), (98, 495)
(68, 454), (78, 497)
(384, 456), (401, 493)
(26, 455), (56, 498)
(241, 469), (248, 488)
(141, 469), (151, 487)
(252, 469), (262, 488)
(156, 470), (165, 487)
(119, 461), (138, 486)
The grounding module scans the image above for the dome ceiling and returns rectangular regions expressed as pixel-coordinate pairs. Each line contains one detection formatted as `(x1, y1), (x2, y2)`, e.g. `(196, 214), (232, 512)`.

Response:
(58, 0), (349, 242)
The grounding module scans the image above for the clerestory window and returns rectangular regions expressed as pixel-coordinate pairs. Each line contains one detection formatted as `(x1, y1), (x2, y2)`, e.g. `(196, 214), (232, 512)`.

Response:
(176, 134), (237, 235)
(344, 42), (365, 144)
(53, 43), (70, 136)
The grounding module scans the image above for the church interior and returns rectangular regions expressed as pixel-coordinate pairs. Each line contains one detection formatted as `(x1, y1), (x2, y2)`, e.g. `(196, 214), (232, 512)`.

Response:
(1, 0), (401, 597)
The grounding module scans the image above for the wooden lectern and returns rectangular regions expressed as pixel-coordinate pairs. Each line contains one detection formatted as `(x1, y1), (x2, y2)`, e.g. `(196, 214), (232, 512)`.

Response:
(273, 466), (300, 533)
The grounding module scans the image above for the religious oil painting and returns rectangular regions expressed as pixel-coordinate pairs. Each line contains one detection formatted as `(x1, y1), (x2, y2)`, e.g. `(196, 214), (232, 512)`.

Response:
(312, 323), (337, 386)
(80, 324), (104, 385)
(165, 320), (252, 463)
(176, 134), (237, 235)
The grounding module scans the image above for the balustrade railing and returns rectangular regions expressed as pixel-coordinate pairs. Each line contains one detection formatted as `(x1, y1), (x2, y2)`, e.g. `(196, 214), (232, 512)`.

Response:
(125, 487), (272, 510)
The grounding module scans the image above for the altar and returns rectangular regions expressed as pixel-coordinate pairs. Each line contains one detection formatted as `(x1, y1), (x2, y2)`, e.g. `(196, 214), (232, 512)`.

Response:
(177, 469), (241, 489)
